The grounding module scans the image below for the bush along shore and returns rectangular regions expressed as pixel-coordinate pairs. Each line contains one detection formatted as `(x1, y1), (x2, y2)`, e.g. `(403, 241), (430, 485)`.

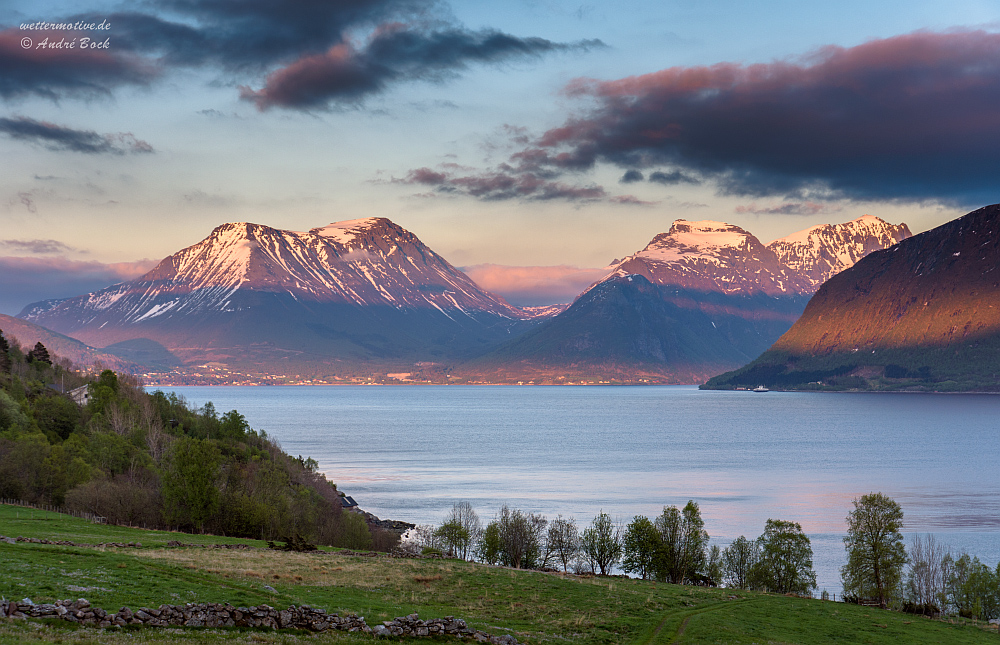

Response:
(0, 598), (518, 643)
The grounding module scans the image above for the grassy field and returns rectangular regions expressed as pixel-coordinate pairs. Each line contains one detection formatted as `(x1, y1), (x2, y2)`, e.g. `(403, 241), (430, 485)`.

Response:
(1, 504), (996, 644)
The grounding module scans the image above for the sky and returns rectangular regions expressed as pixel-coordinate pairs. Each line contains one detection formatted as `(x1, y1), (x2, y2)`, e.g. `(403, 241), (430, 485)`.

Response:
(2, 0), (999, 313)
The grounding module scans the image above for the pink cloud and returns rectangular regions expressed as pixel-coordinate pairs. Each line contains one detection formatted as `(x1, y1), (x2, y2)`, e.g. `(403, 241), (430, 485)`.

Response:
(461, 264), (611, 306)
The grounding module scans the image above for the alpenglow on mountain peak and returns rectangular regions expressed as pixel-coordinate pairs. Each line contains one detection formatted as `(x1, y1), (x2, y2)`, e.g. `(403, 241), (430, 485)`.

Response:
(133, 217), (519, 313)
(18, 217), (534, 370)
(602, 214), (910, 297)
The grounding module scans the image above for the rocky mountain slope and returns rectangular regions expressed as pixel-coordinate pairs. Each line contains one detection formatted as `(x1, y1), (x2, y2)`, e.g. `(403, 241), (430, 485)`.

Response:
(19, 219), (536, 375)
(767, 215), (912, 292)
(704, 204), (1000, 391)
(470, 215), (910, 383)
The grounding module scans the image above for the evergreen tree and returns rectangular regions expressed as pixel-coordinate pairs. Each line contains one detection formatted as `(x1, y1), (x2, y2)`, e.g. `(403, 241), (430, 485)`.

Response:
(27, 341), (51, 365)
(0, 330), (10, 373)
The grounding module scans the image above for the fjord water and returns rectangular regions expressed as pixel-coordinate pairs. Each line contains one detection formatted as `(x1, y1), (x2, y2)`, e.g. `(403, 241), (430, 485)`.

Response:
(163, 385), (1000, 595)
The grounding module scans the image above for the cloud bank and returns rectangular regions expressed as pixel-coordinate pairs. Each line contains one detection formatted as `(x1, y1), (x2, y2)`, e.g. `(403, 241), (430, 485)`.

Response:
(0, 256), (156, 315)
(0, 116), (154, 154)
(461, 263), (610, 306)
(515, 30), (1000, 205)
(2, 0), (601, 110)
(414, 30), (1000, 206)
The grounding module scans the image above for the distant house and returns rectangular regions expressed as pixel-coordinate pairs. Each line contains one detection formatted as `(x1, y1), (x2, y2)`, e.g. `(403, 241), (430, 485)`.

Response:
(340, 495), (358, 509)
(68, 385), (90, 407)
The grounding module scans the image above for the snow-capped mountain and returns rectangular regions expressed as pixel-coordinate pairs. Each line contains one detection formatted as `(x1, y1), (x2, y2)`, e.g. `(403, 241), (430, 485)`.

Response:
(473, 215), (912, 384)
(767, 215), (912, 292)
(19, 218), (535, 371)
(27, 218), (522, 325)
(606, 220), (805, 295)
(602, 215), (909, 298)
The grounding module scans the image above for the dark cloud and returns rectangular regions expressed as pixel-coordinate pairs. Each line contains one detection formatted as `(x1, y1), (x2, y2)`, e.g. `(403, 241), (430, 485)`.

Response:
(502, 30), (1000, 205)
(67, 1), (415, 71)
(401, 166), (606, 202)
(0, 239), (77, 254)
(648, 170), (700, 185)
(619, 169), (643, 183)
(0, 28), (158, 100)
(241, 26), (603, 109)
(735, 201), (840, 216)
(5, 0), (600, 108)
(0, 256), (156, 315)
(0, 116), (154, 154)
(610, 195), (656, 206)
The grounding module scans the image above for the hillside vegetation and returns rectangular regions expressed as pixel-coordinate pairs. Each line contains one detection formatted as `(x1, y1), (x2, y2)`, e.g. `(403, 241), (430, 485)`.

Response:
(0, 330), (393, 550)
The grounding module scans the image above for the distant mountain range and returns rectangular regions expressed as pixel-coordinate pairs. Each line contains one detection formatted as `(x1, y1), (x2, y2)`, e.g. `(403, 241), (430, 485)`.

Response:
(20, 218), (534, 377)
(466, 216), (910, 383)
(17, 215), (910, 383)
(705, 204), (1000, 391)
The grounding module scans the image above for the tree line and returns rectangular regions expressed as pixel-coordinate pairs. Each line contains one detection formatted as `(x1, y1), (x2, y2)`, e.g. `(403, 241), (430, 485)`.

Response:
(409, 500), (817, 594)
(413, 493), (1000, 622)
(0, 331), (397, 551)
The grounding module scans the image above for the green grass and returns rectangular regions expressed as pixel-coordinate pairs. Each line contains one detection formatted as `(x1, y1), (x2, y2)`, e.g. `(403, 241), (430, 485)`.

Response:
(0, 504), (269, 547)
(1, 504), (997, 644)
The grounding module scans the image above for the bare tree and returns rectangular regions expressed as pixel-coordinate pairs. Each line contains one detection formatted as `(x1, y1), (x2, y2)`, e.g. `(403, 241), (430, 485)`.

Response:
(141, 397), (169, 462)
(107, 403), (136, 436)
(495, 504), (546, 569)
(907, 534), (948, 611)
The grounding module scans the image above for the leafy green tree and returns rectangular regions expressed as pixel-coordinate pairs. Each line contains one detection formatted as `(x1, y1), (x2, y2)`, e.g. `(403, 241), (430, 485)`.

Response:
(704, 544), (723, 586)
(87, 370), (120, 416)
(435, 520), (471, 558)
(622, 515), (659, 580)
(0, 389), (30, 434)
(580, 511), (622, 575)
(841, 492), (907, 607)
(476, 520), (502, 565)
(944, 553), (1000, 620)
(162, 437), (222, 532)
(654, 500), (709, 584)
(494, 504), (546, 569)
(722, 536), (760, 590)
(441, 501), (481, 560)
(751, 519), (816, 594)
(546, 515), (580, 572)
(337, 511), (373, 550)
(32, 394), (81, 441)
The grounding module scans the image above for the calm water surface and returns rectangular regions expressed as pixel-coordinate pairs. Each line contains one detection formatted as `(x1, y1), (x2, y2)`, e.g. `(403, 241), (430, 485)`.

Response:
(159, 385), (1000, 595)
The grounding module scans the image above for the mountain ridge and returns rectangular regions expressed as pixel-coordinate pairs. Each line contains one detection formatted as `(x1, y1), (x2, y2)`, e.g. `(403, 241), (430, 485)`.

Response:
(704, 204), (1000, 391)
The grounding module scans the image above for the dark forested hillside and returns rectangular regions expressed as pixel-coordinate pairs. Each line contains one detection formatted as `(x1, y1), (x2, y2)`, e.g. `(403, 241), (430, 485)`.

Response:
(0, 329), (393, 550)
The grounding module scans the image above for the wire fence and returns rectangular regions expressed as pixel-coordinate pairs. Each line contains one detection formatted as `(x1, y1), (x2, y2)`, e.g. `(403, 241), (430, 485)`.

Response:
(0, 498), (106, 524)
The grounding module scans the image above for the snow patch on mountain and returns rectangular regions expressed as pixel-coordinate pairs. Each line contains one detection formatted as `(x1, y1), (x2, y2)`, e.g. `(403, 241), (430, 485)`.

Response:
(767, 215), (912, 290)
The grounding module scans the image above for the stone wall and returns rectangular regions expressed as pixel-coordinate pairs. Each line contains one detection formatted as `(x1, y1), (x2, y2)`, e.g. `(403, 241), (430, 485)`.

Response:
(0, 599), (519, 644)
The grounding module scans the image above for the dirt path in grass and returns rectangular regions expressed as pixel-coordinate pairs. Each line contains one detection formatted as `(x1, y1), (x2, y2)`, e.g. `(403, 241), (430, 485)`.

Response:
(635, 598), (761, 645)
